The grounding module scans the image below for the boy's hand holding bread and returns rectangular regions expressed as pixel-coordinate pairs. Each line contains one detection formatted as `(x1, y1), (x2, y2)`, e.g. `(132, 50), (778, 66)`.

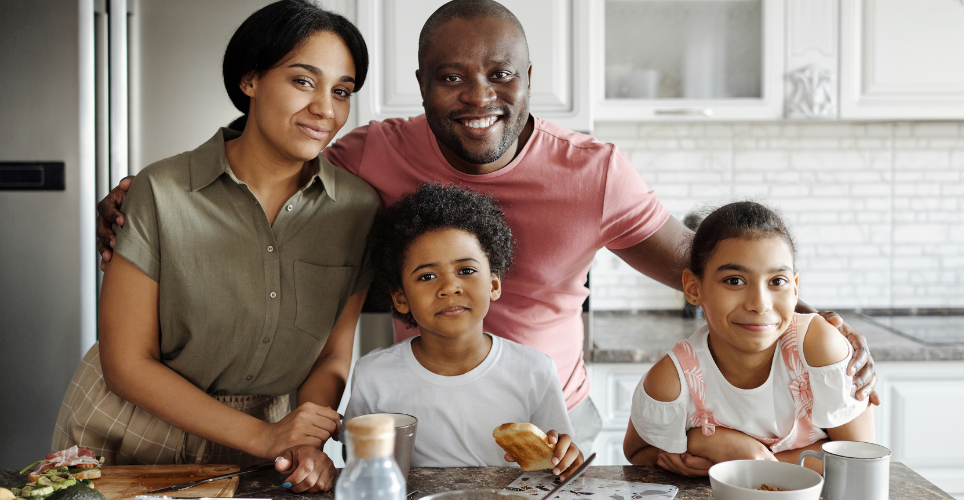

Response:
(493, 423), (584, 480)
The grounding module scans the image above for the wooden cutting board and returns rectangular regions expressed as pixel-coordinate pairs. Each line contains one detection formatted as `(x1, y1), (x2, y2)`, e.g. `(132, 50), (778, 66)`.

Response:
(92, 465), (240, 500)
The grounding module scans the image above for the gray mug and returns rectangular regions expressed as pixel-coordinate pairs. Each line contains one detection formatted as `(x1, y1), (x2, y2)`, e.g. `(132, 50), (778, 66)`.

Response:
(384, 413), (418, 479)
(798, 441), (891, 500)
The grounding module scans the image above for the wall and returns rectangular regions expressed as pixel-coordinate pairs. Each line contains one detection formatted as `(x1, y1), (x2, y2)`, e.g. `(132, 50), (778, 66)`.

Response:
(589, 121), (964, 311)
(0, 0), (83, 468)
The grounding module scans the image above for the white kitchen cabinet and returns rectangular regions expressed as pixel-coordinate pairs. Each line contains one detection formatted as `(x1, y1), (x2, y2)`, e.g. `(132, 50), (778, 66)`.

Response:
(839, 0), (964, 120)
(356, 0), (592, 132)
(590, 362), (652, 465)
(592, 0), (785, 121)
(874, 362), (964, 498)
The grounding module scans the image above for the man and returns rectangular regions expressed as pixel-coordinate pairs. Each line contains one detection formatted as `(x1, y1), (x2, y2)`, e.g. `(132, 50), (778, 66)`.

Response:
(97, 0), (878, 472)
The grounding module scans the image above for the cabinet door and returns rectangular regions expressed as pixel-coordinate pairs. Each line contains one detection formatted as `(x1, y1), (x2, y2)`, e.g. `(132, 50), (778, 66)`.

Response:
(878, 362), (964, 496)
(593, 0), (785, 121)
(840, 0), (964, 119)
(590, 430), (633, 466)
(356, 0), (591, 132)
(590, 363), (652, 429)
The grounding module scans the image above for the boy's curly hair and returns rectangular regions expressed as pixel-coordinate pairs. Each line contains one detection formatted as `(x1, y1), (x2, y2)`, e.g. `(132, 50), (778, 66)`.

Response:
(370, 182), (515, 328)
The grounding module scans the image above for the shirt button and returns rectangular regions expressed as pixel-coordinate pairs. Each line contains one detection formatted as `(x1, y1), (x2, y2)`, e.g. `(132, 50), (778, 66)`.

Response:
(267, 246), (274, 252)
(245, 375), (253, 381)
(263, 337), (271, 344)
(270, 292), (277, 299)
(286, 205), (293, 211)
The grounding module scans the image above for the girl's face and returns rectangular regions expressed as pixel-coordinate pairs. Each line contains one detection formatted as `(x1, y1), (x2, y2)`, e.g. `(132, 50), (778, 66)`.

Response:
(242, 30), (355, 163)
(683, 236), (799, 354)
(392, 228), (502, 340)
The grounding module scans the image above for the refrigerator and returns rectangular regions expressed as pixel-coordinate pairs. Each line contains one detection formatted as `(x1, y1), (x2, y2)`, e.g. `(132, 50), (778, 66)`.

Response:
(0, 0), (367, 469)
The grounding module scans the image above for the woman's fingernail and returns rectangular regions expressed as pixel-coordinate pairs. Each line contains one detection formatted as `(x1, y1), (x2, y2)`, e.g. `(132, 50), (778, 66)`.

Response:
(275, 456), (283, 462)
(282, 482), (292, 489)
(552, 457), (560, 465)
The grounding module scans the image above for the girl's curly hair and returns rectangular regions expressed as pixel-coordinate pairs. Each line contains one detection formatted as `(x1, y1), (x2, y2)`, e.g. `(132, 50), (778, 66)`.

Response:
(370, 182), (515, 328)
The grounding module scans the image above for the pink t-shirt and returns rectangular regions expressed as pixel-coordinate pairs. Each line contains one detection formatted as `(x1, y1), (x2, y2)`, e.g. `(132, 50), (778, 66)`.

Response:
(325, 115), (669, 408)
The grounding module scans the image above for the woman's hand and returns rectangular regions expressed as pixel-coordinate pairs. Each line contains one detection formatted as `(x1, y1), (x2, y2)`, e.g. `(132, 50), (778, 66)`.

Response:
(275, 446), (336, 493)
(97, 175), (134, 269)
(259, 402), (341, 459)
(818, 311), (881, 405)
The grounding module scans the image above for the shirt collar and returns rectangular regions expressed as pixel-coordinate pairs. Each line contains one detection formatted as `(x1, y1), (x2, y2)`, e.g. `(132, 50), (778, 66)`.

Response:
(189, 127), (338, 200)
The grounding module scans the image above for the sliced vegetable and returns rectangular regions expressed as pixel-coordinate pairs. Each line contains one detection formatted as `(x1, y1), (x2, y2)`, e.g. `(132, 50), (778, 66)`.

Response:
(19, 461), (42, 475)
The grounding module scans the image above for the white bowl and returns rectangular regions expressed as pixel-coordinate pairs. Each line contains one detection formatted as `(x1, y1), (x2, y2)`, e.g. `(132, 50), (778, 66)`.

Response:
(709, 460), (824, 500)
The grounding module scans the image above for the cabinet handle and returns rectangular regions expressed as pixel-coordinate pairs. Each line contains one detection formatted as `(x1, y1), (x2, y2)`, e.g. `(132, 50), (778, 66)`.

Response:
(654, 108), (714, 117)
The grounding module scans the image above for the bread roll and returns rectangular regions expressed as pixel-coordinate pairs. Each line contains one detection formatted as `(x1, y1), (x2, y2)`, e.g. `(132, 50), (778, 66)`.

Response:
(492, 423), (555, 471)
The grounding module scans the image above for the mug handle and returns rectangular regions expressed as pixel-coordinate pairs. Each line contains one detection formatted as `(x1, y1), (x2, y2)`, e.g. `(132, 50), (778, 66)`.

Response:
(798, 450), (824, 473)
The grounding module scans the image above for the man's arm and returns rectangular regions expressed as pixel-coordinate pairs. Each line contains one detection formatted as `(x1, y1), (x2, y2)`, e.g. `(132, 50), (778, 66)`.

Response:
(609, 216), (693, 291)
(609, 217), (879, 405)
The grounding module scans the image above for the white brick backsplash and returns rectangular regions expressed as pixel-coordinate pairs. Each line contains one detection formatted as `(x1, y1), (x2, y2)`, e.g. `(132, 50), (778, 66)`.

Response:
(591, 121), (964, 310)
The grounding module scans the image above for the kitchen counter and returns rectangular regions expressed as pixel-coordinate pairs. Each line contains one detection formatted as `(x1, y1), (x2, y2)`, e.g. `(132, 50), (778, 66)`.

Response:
(592, 311), (964, 363)
(3, 463), (952, 500)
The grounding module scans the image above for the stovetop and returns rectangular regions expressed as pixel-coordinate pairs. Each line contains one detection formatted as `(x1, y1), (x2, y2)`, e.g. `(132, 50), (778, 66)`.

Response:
(859, 311), (964, 345)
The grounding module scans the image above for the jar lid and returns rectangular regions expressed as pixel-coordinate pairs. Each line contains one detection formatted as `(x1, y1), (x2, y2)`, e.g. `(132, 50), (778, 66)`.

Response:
(346, 414), (395, 438)
(346, 414), (396, 458)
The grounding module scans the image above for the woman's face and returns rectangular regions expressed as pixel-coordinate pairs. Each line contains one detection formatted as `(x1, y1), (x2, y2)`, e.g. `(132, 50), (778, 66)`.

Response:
(243, 30), (355, 162)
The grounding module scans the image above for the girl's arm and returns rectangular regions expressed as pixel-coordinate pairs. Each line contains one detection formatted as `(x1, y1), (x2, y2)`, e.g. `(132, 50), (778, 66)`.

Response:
(774, 406), (874, 472)
(774, 316), (876, 472)
(623, 356), (680, 464)
(99, 254), (335, 460)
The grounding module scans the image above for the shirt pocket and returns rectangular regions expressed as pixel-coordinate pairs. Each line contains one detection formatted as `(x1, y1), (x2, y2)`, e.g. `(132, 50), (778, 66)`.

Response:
(294, 261), (357, 341)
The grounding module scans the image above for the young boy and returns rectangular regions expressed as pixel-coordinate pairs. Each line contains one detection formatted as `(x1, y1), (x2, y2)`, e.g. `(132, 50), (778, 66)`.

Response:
(344, 183), (582, 477)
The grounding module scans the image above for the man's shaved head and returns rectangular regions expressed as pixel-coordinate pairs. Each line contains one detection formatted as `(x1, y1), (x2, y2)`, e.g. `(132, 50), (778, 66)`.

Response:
(418, 0), (529, 70)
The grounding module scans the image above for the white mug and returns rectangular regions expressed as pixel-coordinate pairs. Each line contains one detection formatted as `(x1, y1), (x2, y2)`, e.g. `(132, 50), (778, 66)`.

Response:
(798, 441), (891, 500)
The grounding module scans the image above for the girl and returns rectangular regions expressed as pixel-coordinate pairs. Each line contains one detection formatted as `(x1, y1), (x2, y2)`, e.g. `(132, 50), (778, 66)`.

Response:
(623, 201), (873, 475)
(52, 0), (376, 493)
(344, 183), (583, 478)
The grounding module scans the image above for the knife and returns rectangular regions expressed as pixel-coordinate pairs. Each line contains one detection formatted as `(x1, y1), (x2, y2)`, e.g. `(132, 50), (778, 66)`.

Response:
(143, 462), (276, 494)
(538, 452), (596, 500)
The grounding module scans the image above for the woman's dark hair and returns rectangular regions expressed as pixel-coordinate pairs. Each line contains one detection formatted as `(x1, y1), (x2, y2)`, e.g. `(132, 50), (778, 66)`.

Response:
(689, 201), (796, 278)
(223, 0), (368, 131)
(371, 183), (515, 328)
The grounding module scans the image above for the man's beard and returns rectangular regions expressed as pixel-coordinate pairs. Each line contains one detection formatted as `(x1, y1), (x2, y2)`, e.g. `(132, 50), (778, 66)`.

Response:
(428, 103), (529, 165)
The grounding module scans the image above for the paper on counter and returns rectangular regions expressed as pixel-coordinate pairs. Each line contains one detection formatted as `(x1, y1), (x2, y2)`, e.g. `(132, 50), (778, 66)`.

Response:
(504, 471), (678, 500)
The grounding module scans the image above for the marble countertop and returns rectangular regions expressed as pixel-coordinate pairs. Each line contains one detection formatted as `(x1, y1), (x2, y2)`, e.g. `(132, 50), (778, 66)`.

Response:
(3, 463), (952, 500)
(591, 311), (964, 363)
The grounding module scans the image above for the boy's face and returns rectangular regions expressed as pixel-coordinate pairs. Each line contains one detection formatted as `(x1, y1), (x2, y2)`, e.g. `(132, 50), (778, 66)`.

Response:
(392, 228), (501, 339)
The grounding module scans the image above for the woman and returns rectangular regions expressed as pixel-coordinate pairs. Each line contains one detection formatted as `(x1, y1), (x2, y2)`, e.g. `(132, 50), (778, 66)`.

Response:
(51, 1), (376, 492)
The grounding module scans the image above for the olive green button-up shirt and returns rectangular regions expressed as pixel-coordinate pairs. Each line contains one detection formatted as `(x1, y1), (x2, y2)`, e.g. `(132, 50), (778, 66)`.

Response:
(113, 128), (379, 396)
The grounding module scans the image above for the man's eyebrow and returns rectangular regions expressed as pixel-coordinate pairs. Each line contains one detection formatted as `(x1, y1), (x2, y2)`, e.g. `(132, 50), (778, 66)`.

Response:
(434, 59), (515, 72)
(288, 63), (355, 83)
(716, 264), (793, 273)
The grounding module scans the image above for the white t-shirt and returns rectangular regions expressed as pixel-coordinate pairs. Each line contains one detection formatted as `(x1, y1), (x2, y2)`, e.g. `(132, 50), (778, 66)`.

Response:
(344, 334), (574, 467)
(630, 317), (868, 454)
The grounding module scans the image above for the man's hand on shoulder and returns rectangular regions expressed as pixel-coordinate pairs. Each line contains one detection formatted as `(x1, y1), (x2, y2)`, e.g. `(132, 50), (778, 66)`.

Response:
(97, 175), (134, 270)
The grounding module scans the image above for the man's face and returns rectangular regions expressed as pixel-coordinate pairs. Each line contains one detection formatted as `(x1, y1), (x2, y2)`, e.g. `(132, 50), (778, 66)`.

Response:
(416, 15), (531, 174)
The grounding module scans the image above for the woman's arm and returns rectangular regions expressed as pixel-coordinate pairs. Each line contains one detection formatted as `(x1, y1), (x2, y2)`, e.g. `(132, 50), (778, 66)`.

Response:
(99, 254), (332, 459)
(296, 290), (367, 423)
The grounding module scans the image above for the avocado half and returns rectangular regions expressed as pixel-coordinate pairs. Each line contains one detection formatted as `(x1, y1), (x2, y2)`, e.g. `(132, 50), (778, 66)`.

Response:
(44, 485), (105, 500)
